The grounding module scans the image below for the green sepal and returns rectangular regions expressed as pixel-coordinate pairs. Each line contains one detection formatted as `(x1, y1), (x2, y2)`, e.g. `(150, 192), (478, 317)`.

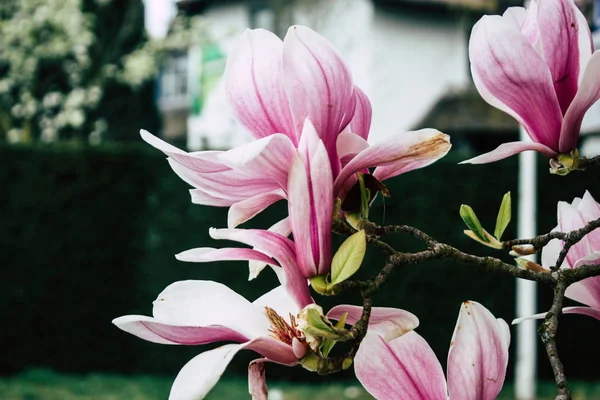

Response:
(320, 312), (347, 357)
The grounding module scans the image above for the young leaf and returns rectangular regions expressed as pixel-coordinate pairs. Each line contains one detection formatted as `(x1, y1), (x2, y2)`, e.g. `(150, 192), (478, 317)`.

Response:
(301, 307), (343, 340)
(494, 192), (511, 240)
(460, 204), (489, 243)
(330, 230), (366, 285)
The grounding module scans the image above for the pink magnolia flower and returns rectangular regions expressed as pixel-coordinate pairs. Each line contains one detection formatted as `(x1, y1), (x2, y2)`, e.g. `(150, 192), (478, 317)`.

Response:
(113, 280), (420, 400)
(352, 301), (510, 400)
(142, 25), (451, 229)
(514, 191), (600, 324)
(464, 0), (600, 164)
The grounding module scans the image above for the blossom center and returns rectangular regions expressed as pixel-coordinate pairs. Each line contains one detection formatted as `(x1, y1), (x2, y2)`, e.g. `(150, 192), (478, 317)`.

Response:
(264, 306), (305, 346)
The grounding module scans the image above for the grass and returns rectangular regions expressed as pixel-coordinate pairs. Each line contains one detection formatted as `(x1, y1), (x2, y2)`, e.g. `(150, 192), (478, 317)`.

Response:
(1, 369), (600, 399)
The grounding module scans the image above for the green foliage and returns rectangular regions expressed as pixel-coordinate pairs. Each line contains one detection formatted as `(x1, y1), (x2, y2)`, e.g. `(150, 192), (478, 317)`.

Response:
(494, 191), (511, 240)
(2, 145), (600, 382)
(330, 230), (366, 285)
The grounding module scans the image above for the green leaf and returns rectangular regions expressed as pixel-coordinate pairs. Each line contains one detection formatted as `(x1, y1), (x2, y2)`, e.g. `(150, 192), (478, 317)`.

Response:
(321, 312), (347, 357)
(330, 230), (366, 285)
(459, 204), (489, 243)
(494, 191), (511, 240)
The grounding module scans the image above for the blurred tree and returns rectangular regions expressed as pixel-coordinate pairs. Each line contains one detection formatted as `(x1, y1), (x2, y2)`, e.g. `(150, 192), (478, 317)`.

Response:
(0, 0), (160, 143)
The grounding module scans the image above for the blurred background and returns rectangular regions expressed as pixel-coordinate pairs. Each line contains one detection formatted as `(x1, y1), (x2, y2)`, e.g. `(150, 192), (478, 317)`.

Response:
(2, 0), (600, 399)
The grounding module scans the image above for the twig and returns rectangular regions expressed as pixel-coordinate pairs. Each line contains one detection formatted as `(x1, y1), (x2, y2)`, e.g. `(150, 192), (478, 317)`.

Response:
(539, 279), (570, 400)
(577, 155), (600, 170)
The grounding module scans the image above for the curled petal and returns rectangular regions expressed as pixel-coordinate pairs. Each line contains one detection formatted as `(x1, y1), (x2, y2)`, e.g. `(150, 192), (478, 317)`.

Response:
(460, 141), (557, 164)
(447, 301), (510, 400)
(560, 52), (600, 152)
(335, 129), (450, 193)
(327, 306), (419, 342)
(469, 15), (562, 149)
(249, 218), (291, 281)
(224, 29), (295, 141)
(513, 306), (600, 324)
(355, 332), (447, 400)
(283, 25), (355, 163)
(112, 315), (250, 345)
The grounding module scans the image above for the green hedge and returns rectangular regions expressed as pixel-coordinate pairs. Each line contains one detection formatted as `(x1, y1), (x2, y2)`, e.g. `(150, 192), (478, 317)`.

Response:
(1, 143), (599, 382)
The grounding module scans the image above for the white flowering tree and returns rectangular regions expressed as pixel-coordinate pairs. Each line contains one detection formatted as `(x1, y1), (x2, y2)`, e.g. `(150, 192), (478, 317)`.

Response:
(0, 0), (160, 143)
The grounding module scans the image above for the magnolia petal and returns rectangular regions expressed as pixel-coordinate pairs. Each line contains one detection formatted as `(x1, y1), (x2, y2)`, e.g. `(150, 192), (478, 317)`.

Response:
(169, 344), (243, 400)
(355, 331), (447, 400)
(248, 359), (268, 400)
(460, 141), (557, 164)
(558, 200), (592, 266)
(469, 15), (562, 149)
(502, 6), (527, 31)
(335, 129), (450, 193)
(209, 228), (313, 309)
(151, 280), (270, 339)
(337, 131), (369, 168)
(224, 29), (295, 141)
(327, 306), (419, 342)
(560, 52), (600, 152)
(112, 315), (250, 345)
(513, 306), (600, 324)
(249, 218), (291, 281)
(563, 306), (600, 321)
(541, 237), (565, 269)
(282, 25), (355, 162)
(252, 285), (300, 321)
(244, 336), (298, 365)
(175, 247), (275, 266)
(218, 134), (296, 190)
(577, 191), (600, 225)
(447, 301), (510, 400)
(140, 130), (228, 173)
(227, 189), (286, 228)
(169, 159), (277, 201)
(537, 0), (581, 113)
(295, 120), (334, 276)
(565, 277), (600, 310)
(348, 86), (372, 140)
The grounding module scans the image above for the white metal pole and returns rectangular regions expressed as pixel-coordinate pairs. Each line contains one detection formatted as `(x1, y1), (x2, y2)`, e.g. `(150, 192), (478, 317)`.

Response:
(515, 125), (538, 399)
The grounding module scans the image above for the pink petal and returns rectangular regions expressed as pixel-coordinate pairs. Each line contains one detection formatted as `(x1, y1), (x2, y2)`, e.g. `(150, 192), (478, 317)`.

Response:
(282, 26), (355, 166)
(565, 277), (600, 310)
(537, 0), (582, 114)
(558, 200), (592, 266)
(188, 189), (237, 207)
(502, 6), (527, 31)
(327, 305), (419, 342)
(168, 159), (279, 201)
(577, 191), (600, 224)
(291, 119), (334, 276)
(562, 306), (600, 321)
(447, 301), (510, 400)
(347, 86), (372, 140)
(560, 52), (600, 152)
(227, 189), (286, 228)
(248, 359), (268, 400)
(460, 141), (557, 164)
(244, 336), (298, 365)
(469, 15), (562, 149)
(140, 130), (228, 173)
(249, 218), (291, 281)
(112, 315), (250, 345)
(541, 236), (565, 268)
(335, 129), (450, 193)
(209, 228), (313, 309)
(224, 29), (295, 142)
(355, 331), (447, 400)
(151, 280), (270, 339)
(170, 344), (244, 400)
(218, 134), (296, 191)
(336, 131), (369, 168)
